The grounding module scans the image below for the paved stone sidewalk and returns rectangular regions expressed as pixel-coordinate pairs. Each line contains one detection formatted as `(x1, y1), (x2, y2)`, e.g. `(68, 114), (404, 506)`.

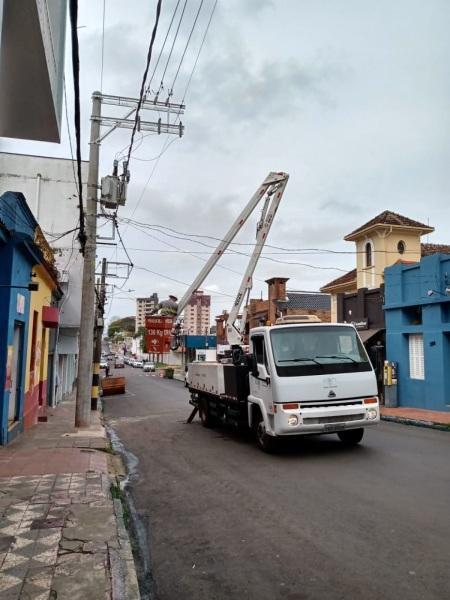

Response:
(0, 397), (140, 599)
(381, 406), (450, 429)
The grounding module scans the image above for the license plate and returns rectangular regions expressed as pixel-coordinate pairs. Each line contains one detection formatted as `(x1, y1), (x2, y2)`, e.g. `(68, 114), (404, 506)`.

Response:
(324, 423), (345, 431)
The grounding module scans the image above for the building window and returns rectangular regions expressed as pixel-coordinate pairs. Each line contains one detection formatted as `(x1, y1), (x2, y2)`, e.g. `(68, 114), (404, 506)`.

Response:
(409, 334), (424, 380)
(365, 241), (373, 267)
(397, 240), (406, 255)
(403, 306), (422, 326)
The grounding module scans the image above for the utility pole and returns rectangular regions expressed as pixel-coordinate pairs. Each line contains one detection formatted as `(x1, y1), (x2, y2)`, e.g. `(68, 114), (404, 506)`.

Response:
(75, 91), (185, 428)
(75, 92), (101, 427)
(91, 258), (107, 411)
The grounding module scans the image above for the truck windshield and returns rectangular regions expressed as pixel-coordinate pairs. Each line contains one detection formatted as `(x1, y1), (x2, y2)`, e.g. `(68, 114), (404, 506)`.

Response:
(270, 326), (372, 377)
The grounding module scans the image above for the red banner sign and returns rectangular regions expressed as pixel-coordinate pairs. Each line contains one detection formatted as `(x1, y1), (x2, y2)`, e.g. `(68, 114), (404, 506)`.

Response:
(145, 316), (174, 354)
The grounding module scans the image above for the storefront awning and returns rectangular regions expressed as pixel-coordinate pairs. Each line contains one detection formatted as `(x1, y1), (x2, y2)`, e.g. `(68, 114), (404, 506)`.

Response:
(42, 306), (59, 328)
(358, 328), (384, 343)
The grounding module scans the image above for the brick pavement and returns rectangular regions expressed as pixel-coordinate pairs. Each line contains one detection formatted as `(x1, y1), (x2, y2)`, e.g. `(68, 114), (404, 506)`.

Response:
(381, 406), (450, 427)
(0, 396), (140, 599)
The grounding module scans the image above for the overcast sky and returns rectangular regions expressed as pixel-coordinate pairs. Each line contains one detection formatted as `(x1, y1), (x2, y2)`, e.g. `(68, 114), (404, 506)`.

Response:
(2, 0), (450, 323)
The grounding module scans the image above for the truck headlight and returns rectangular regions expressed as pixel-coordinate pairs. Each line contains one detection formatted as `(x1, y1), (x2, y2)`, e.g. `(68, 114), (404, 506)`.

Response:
(288, 415), (299, 426)
(367, 408), (378, 420)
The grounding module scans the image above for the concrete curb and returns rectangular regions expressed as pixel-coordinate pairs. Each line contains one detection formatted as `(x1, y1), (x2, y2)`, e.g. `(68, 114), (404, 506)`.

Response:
(381, 415), (450, 432)
(173, 371), (184, 383)
(98, 401), (142, 599)
(111, 498), (141, 599)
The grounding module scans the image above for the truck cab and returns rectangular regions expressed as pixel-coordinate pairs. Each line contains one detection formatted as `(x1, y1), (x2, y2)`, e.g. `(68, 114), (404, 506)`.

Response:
(248, 322), (379, 450)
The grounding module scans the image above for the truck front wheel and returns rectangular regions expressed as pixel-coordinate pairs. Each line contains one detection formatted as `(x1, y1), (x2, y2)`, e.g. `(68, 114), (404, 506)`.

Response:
(255, 414), (277, 453)
(198, 398), (215, 428)
(337, 428), (364, 445)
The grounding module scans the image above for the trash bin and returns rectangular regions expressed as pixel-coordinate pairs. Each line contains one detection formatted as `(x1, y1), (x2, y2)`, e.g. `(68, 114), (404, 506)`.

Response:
(384, 384), (398, 408)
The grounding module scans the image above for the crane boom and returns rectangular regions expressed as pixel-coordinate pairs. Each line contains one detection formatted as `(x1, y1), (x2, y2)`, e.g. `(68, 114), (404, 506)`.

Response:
(226, 174), (289, 344)
(175, 171), (289, 348)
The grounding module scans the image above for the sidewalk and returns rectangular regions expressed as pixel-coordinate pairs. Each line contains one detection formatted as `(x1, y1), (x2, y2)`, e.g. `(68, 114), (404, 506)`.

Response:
(0, 396), (140, 599)
(381, 406), (450, 430)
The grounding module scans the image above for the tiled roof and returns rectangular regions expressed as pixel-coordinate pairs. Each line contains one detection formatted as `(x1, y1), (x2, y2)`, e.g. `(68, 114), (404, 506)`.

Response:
(345, 210), (433, 240)
(320, 268), (357, 292)
(421, 243), (450, 257)
(277, 292), (331, 311)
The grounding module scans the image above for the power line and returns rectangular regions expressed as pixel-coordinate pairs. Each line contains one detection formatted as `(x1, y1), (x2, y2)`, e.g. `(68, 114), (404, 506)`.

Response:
(179, 0), (218, 104)
(122, 0), (218, 223)
(169, 0), (204, 93)
(120, 217), (442, 279)
(120, 217), (433, 256)
(145, 0), (183, 96)
(120, 214), (266, 282)
(156, 0), (188, 95)
(125, 0), (163, 170)
(134, 265), (235, 298)
(68, 0), (86, 253)
(63, 78), (79, 198)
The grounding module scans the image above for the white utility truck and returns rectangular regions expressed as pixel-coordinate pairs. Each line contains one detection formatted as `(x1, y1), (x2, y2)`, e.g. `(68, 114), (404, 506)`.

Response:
(174, 172), (379, 451)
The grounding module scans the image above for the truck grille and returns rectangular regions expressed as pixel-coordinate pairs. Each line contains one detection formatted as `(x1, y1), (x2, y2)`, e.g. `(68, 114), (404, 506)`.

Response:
(303, 413), (365, 425)
(301, 400), (363, 409)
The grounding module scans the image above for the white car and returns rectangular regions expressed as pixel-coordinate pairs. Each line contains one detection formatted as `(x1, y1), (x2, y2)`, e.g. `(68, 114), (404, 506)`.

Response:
(100, 360), (108, 369)
(143, 362), (155, 372)
(134, 360), (143, 368)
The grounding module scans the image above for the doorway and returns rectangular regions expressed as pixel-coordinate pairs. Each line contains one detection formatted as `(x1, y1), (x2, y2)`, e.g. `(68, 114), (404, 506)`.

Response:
(8, 322), (23, 426)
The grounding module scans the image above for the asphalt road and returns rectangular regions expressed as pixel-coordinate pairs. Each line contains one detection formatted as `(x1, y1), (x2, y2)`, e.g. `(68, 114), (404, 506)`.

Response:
(104, 367), (450, 600)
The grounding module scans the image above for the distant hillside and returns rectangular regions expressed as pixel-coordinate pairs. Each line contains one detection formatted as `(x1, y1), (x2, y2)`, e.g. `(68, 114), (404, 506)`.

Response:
(108, 316), (135, 338)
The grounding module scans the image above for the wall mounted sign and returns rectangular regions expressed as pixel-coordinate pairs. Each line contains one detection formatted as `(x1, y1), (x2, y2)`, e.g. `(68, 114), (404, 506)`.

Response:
(16, 293), (25, 315)
(344, 318), (368, 330)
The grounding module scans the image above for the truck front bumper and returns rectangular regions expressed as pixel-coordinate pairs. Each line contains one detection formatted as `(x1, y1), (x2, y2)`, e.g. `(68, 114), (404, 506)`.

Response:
(271, 401), (380, 436)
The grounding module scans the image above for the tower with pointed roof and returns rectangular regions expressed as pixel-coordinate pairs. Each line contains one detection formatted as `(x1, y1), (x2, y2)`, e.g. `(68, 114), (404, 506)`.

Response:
(321, 210), (436, 320)
(345, 210), (434, 290)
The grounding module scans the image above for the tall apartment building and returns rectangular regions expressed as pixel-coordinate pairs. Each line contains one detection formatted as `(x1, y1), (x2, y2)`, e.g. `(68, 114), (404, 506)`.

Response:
(183, 290), (211, 335)
(136, 293), (159, 331)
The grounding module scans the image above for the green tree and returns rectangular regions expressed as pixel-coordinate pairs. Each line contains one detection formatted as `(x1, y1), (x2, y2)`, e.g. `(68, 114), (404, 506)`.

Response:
(108, 316), (136, 338)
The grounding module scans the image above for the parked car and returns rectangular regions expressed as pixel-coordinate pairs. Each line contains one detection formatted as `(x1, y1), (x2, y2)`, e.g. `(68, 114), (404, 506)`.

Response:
(115, 357), (124, 368)
(143, 362), (155, 372)
(134, 360), (143, 368)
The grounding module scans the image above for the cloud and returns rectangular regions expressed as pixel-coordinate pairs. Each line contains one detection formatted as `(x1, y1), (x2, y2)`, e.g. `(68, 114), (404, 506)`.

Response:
(189, 51), (340, 125)
(319, 198), (365, 214)
(237, 0), (275, 15)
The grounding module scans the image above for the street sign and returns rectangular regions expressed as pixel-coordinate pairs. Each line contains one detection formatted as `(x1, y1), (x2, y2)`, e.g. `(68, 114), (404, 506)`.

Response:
(145, 316), (174, 354)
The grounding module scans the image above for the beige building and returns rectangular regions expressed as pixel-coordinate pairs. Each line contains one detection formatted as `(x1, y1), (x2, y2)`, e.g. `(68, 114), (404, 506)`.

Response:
(136, 293), (159, 331)
(183, 291), (211, 335)
(321, 211), (444, 321)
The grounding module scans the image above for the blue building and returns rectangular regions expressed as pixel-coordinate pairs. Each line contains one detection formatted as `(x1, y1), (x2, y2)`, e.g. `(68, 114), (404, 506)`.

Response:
(384, 253), (450, 412)
(0, 192), (41, 444)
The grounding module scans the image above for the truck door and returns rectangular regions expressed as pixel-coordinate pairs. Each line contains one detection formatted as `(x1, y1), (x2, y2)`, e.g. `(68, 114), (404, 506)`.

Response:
(249, 335), (273, 409)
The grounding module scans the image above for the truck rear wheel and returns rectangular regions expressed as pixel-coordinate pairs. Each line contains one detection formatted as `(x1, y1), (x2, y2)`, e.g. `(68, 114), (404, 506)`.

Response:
(255, 413), (277, 453)
(337, 428), (364, 445)
(199, 398), (215, 428)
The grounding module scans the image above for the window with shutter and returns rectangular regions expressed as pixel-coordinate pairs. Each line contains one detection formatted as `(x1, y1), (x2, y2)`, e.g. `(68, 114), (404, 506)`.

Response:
(409, 334), (424, 380)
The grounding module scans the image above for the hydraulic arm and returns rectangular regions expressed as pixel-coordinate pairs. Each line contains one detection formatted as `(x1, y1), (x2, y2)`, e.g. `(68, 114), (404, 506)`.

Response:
(175, 171), (289, 346)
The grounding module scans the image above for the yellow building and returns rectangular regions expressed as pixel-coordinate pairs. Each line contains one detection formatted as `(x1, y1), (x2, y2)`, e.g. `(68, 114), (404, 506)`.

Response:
(321, 211), (438, 321)
(23, 227), (61, 430)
